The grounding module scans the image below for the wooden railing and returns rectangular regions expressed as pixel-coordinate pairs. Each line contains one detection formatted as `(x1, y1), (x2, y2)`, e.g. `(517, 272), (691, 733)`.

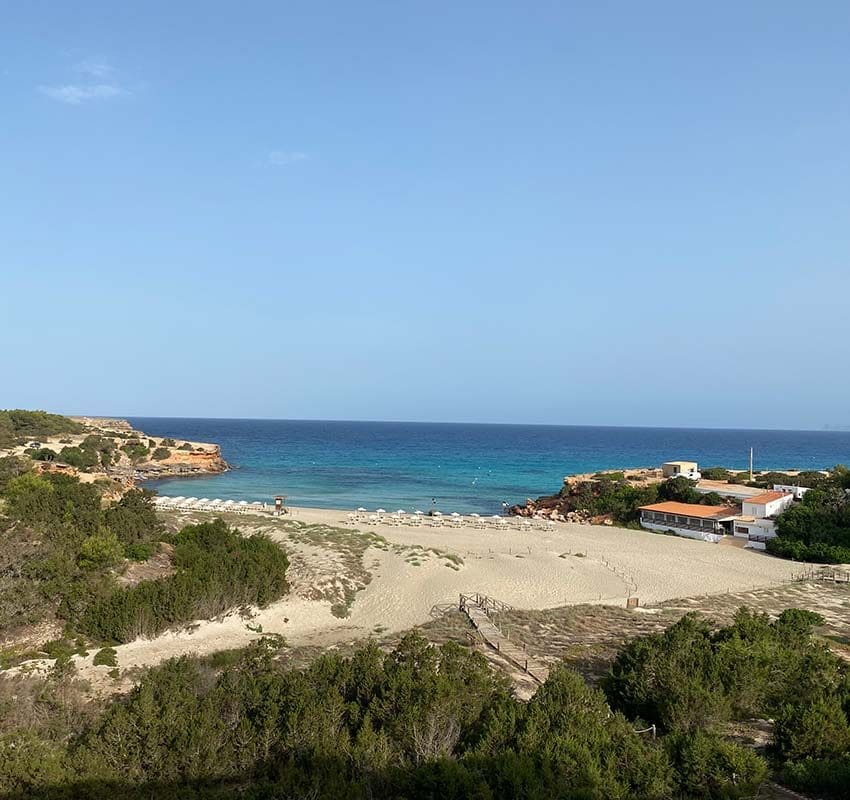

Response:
(459, 593), (514, 615)
(792, 567), (850, 583)
(458, 593), (548, 684)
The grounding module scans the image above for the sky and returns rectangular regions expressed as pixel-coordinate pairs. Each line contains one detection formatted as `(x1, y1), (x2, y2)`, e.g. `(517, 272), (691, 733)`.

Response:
(2, 1), (849, 430)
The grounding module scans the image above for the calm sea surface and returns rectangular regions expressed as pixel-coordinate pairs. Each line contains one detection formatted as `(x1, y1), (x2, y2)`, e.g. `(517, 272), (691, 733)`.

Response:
(133, 418), (850, 515)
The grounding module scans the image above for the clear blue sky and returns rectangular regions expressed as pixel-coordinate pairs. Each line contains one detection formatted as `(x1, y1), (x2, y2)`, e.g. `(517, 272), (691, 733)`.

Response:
(2, 2), (849, 429)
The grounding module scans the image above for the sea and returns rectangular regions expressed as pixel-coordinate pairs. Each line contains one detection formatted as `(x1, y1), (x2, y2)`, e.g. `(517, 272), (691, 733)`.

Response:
(131, 419), (850, 515)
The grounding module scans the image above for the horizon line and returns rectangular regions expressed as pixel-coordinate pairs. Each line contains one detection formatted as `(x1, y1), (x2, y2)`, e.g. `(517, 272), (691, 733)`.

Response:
(60, 412), (849, 436)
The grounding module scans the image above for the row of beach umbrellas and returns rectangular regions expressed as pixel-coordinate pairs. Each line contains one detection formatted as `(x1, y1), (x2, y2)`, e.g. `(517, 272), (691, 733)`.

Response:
(153, 496), (267, 514)
(349, 508), (548, 529)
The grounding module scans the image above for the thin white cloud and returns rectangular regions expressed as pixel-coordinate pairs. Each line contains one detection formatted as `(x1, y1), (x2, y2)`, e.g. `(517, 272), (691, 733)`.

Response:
(268, 150), (309, 167)
(39, 56), (129, 105)
(74, 58), (113, 78)
(39, 83), (126, 105)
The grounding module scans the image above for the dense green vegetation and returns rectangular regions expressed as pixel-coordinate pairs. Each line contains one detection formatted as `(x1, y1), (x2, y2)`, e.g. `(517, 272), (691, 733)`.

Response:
(605, 608), (850, 798)
(0, 410), (83, 449)
(767, 466), (850, 564)
(78, 519), (289, 643)
(120, 442), (149, 462)
(0, 456), (28, 493)
(1, 610), (846, 799)
(0, 473), (164, 634)
(558, 476), (722, 526)
(0, 472), (288, 648)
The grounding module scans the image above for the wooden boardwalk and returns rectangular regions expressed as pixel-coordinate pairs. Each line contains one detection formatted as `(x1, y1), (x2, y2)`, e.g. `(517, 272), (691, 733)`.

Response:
(459, 593), (549, 684)
(792, 566), (850, 583)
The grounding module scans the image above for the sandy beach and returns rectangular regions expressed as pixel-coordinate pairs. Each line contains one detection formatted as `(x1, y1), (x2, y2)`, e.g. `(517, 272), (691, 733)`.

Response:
(57, 505), (800, 686)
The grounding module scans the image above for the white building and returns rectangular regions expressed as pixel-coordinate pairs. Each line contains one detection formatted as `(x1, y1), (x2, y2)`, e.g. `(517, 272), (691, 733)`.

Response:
(662, 461), (701, 480)
(639, 501), (739, 542)
(732, 516), (777, 550)
(773, 483), (811, 500)
(742, 491), (795, 519)
(729, 490), (796, 550)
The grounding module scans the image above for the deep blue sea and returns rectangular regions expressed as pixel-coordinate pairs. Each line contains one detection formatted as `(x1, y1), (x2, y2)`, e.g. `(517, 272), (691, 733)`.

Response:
(132, 418), (850, 515)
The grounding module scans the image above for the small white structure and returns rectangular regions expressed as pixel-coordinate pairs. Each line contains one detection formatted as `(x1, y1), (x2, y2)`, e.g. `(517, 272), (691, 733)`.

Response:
(732, 516), (777, 550)
(742, 491), (795, 519)
(773, 483), (811, 500)
(662, 461), (701, 481)
(639, 501), (739, 542)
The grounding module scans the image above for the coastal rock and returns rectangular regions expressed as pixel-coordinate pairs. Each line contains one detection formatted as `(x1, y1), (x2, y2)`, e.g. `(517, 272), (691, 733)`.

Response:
(69, 416), (134, 431)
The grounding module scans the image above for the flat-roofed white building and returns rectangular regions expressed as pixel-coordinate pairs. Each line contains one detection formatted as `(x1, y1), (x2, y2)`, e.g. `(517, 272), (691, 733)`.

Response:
(742, 491), (795, 519)
(662, 461), (700, 479)
(773, 483), (811, 500)
(639, 501), (740, 542)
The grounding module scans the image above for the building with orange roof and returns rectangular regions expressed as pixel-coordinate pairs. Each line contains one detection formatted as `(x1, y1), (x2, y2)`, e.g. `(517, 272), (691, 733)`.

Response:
(742, 491), (794, 519)
(638, 501), (740, 542)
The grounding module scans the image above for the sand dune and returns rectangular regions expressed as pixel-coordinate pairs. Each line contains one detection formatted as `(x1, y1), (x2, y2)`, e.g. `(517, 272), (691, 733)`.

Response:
(55, 507), (798, 686)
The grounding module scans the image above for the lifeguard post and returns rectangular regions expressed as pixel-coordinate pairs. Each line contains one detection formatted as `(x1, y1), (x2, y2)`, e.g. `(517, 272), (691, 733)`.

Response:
(273, 495), (288, 516)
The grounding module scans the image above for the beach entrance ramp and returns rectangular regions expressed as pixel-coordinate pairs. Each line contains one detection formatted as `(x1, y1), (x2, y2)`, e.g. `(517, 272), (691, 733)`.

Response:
(459, 593), (549, 684)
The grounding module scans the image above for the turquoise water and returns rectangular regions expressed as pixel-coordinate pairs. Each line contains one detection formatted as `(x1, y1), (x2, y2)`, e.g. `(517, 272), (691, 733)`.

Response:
(130, 418), (850, 513)
(134, 418), (850, 515)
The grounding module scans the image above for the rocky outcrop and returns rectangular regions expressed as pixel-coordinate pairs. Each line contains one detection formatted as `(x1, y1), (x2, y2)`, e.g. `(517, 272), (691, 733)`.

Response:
(134, 444), (229, 479)
(509, 468), (664, 525)
(69, 416), (134, 431)
(509, 495), (596, 524)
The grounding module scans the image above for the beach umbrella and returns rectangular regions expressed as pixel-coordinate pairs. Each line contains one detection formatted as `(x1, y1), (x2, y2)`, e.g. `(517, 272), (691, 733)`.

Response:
(238, 500), (248, 505)
(396, 509), (406, 514)
(376, 508), (386, 514)
(414, 510), (424, 515)
(433, 510), (443, 516)
(490, 515), (501, 521)
(356, 507), (367, 512)
(470, 513), (480, 518)
(451, 512), (461, 518)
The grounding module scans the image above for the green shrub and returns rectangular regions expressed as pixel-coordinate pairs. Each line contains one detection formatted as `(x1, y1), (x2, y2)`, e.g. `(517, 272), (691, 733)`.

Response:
(773, 695), (850, 761)
(701, 467), (732, 481)
(783, 755), (850, 798)
(0, 456), (29, 493)
(40, 638), (77, 663)
(78, 530), (124, 571)
(57, 446), (99, 470)
(104, 489), (161, 545)
(0, 731), (67, 794)
(76, 519), (289, 643)
(665, 730), (768, 799)
(124, 541), (155, 561)
(151, 447), (171, 461)
(93, 647), (118, 668)
(594, 471), (626, 481)
(120, 443), (149, 462)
